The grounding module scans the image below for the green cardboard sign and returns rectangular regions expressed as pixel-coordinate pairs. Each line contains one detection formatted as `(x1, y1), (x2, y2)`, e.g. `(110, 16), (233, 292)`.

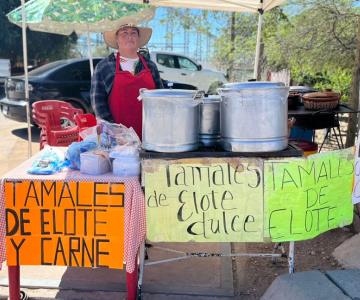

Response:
(264, 148), (354, 242)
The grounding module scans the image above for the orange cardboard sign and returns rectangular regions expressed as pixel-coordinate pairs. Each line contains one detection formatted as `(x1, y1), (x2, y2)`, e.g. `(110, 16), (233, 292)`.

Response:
(5, 180), (125, 269)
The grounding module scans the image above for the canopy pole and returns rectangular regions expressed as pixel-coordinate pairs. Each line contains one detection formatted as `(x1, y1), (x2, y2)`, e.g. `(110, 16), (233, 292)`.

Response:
(253, 9), (264, 80)
(86, 27), (94, 76)
(21, 0), (32, 158)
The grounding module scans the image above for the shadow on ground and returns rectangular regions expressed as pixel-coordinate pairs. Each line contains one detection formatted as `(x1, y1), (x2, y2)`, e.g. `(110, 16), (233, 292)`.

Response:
(11, 126), (40, 142)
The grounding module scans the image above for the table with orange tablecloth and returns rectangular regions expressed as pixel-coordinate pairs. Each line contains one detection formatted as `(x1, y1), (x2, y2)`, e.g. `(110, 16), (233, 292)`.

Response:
(0, 149), (145, 300)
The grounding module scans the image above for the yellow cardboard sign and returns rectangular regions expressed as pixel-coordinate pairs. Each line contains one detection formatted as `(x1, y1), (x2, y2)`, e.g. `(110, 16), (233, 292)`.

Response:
(144, 158), (264, 242)
(5, 180), (125, 269)
(264, 148), (354, 242)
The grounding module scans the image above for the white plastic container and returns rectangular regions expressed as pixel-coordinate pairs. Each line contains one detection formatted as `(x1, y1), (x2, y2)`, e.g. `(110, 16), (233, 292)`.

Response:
(112, 156), (140, 177)
(80, 151), (111, 175)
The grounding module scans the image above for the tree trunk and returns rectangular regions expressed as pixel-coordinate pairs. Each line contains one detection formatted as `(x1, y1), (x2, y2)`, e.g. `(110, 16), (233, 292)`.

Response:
(227, 12), (236, 81)
(257, 42), (264, 81)
(345, 17), (360, 148)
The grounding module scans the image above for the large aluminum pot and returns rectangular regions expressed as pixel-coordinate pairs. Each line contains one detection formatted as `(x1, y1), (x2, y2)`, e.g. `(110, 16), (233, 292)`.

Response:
(199, 95), (221, 147)
(140, 89), (202, 152)
(218, 82), (289, 152)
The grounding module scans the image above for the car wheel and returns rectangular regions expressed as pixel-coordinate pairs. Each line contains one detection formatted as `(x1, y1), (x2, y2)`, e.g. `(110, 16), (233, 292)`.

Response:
(207, 81), (224, 95)
(67, 101), (85, 113)
(61, 100), (85, 128)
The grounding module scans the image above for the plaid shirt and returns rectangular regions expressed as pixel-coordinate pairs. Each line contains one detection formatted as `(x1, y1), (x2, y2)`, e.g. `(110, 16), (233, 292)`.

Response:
(90, 52), (163, 122)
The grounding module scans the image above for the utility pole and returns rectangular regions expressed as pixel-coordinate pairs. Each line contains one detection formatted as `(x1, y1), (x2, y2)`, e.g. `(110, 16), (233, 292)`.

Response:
(227, 12), (236, 81)
(165, 8), (174, 51)
(196, 31), (202, 61)
(184, 29), (190, 56)
(206, 35), (211, 62)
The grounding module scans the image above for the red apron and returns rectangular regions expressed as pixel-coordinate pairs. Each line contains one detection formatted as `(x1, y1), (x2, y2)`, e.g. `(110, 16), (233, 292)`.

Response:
(108, 52), (156, 139)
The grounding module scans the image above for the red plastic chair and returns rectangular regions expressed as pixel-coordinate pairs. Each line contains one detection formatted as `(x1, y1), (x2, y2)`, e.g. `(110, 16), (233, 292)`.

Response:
(74, 113), (97, 141)
(74, 113), (97, 129)
(32, 100), (83, 149)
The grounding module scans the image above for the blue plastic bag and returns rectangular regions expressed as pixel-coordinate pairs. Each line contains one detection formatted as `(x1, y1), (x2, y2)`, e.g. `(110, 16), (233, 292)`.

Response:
(27, 147), (67, 175)
(65, 141), (97, 170)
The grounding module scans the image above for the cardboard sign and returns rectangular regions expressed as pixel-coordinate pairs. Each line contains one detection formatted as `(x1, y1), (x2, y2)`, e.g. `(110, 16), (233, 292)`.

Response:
(5, 180), (125, 269)
(144, 158), (264, 242)
(264, 148), (354, 242)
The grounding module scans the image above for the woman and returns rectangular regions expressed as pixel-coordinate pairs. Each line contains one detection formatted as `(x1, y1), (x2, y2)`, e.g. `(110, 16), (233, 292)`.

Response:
(91, 19), (162, 300)
(90, 18), (163, 139)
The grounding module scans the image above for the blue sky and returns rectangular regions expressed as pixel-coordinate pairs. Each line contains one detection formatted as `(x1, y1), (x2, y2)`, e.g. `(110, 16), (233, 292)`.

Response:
(146, 7), (225, 61)
(80, 7), (227, 63)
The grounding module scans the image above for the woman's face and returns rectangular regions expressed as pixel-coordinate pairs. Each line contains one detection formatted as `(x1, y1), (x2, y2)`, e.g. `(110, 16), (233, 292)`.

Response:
(116, 27), (140, 53)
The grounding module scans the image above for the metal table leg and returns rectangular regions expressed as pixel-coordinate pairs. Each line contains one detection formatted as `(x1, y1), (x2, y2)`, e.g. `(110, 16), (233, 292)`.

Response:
(333, 127), (344, 148)
(288, 241), (295, 274)
(319, 128), (331, 152)
(137, 241), (146, 300)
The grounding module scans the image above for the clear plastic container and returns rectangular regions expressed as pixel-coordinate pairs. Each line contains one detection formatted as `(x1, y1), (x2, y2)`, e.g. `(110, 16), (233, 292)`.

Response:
(80, 151), (111, 175)
(112, 156), (140, 177)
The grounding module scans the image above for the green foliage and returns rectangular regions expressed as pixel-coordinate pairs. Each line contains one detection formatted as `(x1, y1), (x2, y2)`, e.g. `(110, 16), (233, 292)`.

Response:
(211, 0), (358, 99)
(263, 0), (357, 100)
(265, 0), (357, 71)
(159, 7), (214, 36)
(291, 67), (352, 102)
(212, 12), (257, 79)
(0, 1), (77, 69)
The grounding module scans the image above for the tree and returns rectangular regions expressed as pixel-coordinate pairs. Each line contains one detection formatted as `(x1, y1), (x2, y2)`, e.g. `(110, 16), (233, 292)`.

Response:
(0, 1), (77, 69)
(264, 0), (359, 146)
(212, 12), (258, 81)
(346, 17), (360, 147)
(265, 1), (357, 72)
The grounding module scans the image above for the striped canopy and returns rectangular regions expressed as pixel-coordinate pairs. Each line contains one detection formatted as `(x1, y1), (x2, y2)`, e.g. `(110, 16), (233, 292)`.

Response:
(7, 0), (155, 35)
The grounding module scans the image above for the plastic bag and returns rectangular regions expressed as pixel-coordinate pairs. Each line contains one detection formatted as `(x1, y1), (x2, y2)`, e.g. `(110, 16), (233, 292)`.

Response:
(100, 119), (141, 147)
(79, 119), (141, 149)
(109, 145), (139, 159)
(65, 141), (97, 170)
(27, 147), (67, 175)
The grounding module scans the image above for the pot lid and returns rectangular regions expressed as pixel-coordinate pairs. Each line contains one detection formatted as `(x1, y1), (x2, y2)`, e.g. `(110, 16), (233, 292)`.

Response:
(289, 86), (317, 93)
(222, 81), (285, 90)
(140, 89), (199, 98)
(302, 91), (341, 99)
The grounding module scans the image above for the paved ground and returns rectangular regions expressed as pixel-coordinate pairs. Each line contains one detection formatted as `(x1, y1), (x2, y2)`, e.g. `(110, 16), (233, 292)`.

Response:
(261, 269), (360, 300)
(0, 114), (39, 176)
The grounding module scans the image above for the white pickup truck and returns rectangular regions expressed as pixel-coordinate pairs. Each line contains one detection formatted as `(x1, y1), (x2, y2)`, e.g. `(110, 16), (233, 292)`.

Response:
(149, 51), (227, 93)
(0, 59), (11, 98)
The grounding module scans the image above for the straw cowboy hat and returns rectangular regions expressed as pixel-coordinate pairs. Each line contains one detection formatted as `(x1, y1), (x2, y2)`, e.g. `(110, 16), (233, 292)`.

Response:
(103, 17), (152, 49)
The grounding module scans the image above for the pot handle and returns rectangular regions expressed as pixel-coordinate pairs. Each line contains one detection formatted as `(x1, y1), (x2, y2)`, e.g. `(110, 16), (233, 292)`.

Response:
(137, 88), (148, 101)
(193, 90), (205, 102)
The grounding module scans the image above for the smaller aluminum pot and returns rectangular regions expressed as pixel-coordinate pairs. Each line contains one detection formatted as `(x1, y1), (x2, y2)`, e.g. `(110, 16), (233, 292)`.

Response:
(199, 95), (221, 147)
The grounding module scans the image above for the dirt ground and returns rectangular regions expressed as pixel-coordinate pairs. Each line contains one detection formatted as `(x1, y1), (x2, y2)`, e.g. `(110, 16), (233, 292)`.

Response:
(232, 228), (354, 299)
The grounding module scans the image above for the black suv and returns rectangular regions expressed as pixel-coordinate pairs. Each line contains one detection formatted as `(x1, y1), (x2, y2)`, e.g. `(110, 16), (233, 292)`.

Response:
(0, 56), (197, 124)
(0, 58), (101, 123)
